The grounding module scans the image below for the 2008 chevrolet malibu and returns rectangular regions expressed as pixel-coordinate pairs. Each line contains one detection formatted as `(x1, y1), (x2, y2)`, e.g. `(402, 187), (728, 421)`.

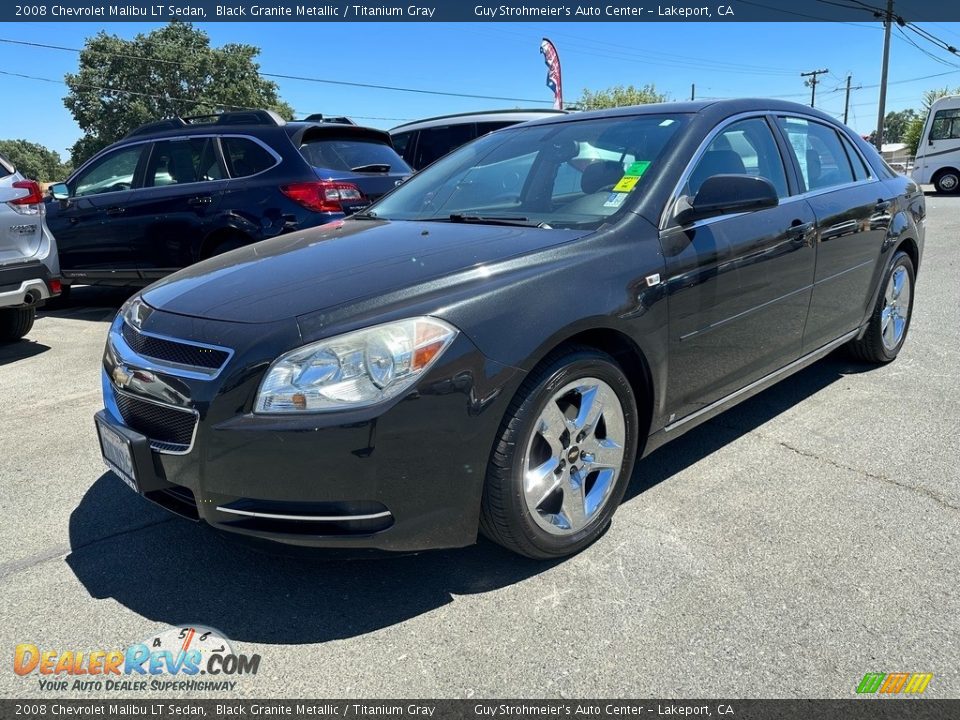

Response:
(95, 99), (925, 559)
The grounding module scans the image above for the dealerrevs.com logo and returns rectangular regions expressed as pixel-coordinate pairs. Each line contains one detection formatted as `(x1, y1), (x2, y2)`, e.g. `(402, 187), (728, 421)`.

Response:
(14, 625), (260, 692)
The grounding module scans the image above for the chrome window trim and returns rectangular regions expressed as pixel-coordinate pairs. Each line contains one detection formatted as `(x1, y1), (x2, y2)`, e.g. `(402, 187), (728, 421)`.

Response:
(659, 110), (882, 232)
(111, 316), (235, 381)
(112, 385), (199, 456)
(69, 133), (282, 195)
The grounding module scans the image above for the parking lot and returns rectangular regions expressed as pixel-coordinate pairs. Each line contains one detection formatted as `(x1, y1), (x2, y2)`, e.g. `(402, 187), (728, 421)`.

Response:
(0, 193), (957, 699)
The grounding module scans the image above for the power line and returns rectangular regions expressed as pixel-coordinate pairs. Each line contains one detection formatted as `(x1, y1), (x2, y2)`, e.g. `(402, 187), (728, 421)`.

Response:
(0, 69), (412, 123)
(0, 36), (554, 105)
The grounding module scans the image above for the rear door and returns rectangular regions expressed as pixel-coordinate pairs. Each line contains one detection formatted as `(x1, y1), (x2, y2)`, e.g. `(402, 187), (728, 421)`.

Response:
(118, 136), (228, 276)
(46, 143), (147, 278)
(774, 116), (891, 350)
(661, 116), (817, 419)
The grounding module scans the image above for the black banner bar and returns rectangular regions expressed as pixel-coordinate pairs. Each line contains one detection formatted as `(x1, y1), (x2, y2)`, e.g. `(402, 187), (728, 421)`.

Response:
(2, 0), (960, 23)
(2, 700), (958, 720)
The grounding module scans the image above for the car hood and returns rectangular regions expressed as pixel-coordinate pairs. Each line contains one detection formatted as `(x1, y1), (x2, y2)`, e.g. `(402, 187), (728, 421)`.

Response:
(141, 219), (590, 324)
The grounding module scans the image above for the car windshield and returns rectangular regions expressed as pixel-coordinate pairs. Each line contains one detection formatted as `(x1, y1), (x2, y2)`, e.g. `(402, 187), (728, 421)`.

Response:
(300, 137), (410, 173)
(368, 114), (687, 229)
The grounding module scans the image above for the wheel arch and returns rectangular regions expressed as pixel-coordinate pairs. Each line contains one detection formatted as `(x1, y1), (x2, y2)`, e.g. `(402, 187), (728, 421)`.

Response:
(198, 225), (253, 260)
(522, 326), (657, 455)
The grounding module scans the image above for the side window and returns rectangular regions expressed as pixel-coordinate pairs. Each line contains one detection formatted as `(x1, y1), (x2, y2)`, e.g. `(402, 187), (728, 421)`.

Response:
(146, 138), (225, 187)
(414, 124), (476, 169)
(777, 117), (856, 191)
(930, 108), (960, 140)
(72, 145), (145, 197)
(838, 134), (871, 181)
(391, 131), (415, 163)
(476, 121), (515, 136)
(221, 137), (277, 178)
(687, 118), (788, 198)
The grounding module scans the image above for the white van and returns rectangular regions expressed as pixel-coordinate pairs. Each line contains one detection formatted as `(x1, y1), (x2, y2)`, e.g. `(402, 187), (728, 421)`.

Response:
(912, 94), (960, 193)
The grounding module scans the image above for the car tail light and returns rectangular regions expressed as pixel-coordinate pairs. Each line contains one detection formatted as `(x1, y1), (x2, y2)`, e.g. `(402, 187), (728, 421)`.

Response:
(9, 180), (44, 215)
(280, 181), (366, 213)
(47, 278), (62, 296)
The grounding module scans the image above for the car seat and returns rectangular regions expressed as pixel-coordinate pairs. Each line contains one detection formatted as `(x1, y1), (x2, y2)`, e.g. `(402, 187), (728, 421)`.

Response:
(688, 150), (746, 195)
(580, 161), (624, 194)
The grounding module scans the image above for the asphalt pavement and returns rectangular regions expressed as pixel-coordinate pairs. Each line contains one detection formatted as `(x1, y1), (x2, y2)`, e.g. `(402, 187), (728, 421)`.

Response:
(1, 194), (957, 699)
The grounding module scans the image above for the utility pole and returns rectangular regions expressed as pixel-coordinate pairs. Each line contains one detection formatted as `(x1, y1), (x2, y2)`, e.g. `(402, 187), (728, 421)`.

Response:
(801, 68), (829, 107)
(875, 0), (895, 150)
(690, 83), (695, 101)
(843, 75), (862, 124)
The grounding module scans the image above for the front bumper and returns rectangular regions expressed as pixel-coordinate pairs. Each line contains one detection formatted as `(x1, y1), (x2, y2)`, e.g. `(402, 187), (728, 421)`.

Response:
(98, 308), (522, 552)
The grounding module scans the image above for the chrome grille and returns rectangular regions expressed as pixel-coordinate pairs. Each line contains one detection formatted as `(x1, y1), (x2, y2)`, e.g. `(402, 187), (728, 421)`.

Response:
(114, 391), (197, 451)
(121, 322), (229, 371)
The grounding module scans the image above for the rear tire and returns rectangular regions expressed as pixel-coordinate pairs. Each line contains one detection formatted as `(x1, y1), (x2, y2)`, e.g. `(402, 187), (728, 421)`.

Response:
(0, 306), (36, 342)
(480, 347), (639, 559)
(933, 168), (960, 194)
(848, 251), (915, 363)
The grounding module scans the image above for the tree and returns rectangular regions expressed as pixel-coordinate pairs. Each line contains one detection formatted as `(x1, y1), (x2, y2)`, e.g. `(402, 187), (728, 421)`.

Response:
(574, 84), (668, 110)
(64, 23), (293, 166)
(882, 109), (919, 144)
(904, 117), (924, 157)
(0, 139), (71, 182)
(902, 87), (959, 156)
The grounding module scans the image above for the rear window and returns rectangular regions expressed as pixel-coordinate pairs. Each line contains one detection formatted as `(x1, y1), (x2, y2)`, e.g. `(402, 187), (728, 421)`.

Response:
(300, 138), (410, 173)
(0, 153), (14, 178)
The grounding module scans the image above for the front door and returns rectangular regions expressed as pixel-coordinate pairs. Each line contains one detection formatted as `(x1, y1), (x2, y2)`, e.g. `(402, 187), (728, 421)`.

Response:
(660, 116), (817, 421)
(47, 143), (147, 279)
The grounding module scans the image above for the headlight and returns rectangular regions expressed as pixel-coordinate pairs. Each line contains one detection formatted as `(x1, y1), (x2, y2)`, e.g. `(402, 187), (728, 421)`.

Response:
(254, 317), (458, 413)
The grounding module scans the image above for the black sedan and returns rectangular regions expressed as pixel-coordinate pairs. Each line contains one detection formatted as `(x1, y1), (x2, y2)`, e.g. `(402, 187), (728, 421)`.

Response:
(94, 99), (925, 559)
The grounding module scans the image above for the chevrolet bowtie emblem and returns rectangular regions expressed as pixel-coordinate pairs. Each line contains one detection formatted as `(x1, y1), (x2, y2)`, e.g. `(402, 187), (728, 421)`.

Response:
(112, 366), (133, 388)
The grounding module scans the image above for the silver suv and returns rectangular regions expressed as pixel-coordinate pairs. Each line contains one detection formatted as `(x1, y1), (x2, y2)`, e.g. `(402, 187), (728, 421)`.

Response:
(0, 153), (60, 342)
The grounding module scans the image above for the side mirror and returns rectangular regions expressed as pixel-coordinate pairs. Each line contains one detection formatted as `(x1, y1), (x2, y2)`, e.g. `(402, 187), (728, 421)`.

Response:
(674, 174), (778, 225)
(49, 183), (70, 201)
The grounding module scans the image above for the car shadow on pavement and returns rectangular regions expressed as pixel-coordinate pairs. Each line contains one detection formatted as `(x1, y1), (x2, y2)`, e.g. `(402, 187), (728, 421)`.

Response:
(65, 350), (870, 645)
(0, 338), (50, 366)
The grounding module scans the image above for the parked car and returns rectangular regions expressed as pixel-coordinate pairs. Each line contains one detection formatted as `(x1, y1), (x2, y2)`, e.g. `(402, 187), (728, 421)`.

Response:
(94, 99), (924, 559)
(390, 109), (567, 170)
(47, 110), (411, 293)
(0, 153), (61, 342)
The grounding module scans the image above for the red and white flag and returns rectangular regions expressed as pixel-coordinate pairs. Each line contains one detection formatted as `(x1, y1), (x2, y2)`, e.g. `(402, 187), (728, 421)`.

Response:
(540, 38), (563, 110)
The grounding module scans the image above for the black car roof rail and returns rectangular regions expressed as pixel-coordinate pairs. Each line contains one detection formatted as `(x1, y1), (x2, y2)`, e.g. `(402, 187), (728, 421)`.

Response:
(125, 109), (287, 138)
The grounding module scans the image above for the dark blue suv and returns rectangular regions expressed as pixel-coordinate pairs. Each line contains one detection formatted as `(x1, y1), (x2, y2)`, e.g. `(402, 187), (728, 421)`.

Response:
(47, 110), (411, 289)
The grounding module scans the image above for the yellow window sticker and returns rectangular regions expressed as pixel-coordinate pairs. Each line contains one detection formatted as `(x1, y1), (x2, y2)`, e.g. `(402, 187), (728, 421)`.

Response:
(613, 175), (639, 193)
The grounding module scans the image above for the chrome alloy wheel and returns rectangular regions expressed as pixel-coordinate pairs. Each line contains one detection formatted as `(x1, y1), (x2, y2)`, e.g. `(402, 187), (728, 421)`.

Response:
(881, 265), (911, 351)
(521, 378), (626, 535)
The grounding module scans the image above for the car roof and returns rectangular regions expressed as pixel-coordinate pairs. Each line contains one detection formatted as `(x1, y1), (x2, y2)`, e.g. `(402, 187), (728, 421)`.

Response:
(513, 98), (846, 128)
(390, 109), (568, 133)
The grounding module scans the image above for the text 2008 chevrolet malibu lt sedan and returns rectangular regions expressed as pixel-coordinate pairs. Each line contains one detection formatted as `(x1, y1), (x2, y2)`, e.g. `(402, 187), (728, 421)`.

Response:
(95, 100), (925, 559)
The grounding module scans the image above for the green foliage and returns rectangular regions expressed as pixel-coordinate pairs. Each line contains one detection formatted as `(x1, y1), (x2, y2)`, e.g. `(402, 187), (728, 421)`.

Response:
(575, 84), (668, 110)
(64, 22), (294, 166)
(882, 109), (918, 144)
(903, 117), (924, 157)
(0, 139), (71, 182)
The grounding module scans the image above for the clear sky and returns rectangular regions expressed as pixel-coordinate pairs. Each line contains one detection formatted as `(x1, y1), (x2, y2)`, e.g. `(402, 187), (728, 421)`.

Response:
(2, 20), (960, 159)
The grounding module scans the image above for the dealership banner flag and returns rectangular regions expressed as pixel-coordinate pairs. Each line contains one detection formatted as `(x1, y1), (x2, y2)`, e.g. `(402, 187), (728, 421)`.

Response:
(540, 37), (563, 110)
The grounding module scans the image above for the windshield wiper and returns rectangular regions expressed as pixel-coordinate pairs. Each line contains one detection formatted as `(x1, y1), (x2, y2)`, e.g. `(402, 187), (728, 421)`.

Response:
(448, 214), (549, 228)
(350, 163), (391, 173)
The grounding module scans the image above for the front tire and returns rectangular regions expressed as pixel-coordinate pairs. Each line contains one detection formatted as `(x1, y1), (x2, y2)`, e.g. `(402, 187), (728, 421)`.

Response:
(848, 251), (915, 363)
(0, 306), (36, 342)
(480, 347), (639, 559)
